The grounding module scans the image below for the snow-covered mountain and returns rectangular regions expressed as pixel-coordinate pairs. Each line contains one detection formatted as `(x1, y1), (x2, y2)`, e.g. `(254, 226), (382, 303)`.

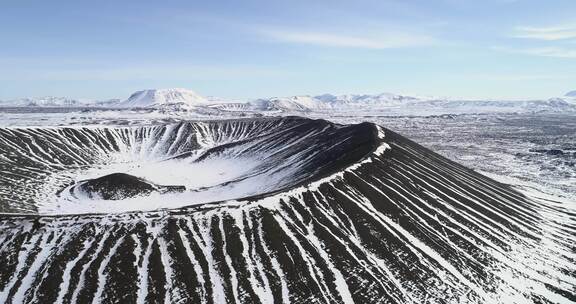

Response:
(227, 93), (576, 114)
(210, 93), (422, 113)
(0, 89), (209, 109)
(261, 93), (418, 111)
(316, 92), (419, 107)
(253, 96), (333, 111)
(0, 96), (121, 108)
(209, 96), (333, 113)
(116, 88), (208, 109)
(2, 88), (575, 115)
(0, 96), (84, 107)
(266, 95), (332, 110)
(565, 90), (576, 97)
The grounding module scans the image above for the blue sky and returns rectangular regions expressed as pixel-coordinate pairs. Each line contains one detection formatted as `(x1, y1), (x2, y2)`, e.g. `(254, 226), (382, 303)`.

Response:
(0, 0), (575, 100)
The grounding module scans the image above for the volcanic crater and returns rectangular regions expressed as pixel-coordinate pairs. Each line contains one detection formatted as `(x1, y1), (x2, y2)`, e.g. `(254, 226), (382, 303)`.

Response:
(0, 117), (574, 304)
(0, 117), (379, 214)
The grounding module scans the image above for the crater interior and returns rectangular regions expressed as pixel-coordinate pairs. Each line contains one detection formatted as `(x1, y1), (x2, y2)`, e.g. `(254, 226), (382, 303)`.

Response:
(0, 117), (378, 214)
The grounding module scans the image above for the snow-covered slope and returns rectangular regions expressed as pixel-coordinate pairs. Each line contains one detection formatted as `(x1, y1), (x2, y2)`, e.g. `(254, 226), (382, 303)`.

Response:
(0, 117), (574, 303)
(564, 91), (576, 105)
(117, 88), (208, 109)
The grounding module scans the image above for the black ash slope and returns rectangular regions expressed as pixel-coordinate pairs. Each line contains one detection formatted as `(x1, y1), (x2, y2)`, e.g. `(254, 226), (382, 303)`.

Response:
(0, 117), (377, 214)
(0, 117), (574, 304)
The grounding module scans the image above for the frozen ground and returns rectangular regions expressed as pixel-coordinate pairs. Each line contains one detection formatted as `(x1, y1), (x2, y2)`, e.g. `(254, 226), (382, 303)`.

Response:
(316, 113), (576, 204)
(0, 107), (242, 127)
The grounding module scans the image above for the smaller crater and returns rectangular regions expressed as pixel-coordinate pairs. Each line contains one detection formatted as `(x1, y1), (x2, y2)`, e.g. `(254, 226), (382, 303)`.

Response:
(77, 173), (185, 200)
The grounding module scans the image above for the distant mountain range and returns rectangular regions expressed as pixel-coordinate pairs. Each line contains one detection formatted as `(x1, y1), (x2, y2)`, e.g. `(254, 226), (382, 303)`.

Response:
(210, 91), (576, 114)
(1, 88), (575, 115)
(0, 96), (82, 107)
(0, 96), (120, 107)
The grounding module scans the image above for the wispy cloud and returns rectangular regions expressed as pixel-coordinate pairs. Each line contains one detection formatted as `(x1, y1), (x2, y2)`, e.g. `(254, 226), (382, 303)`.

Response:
(260, 29), (435, 49)
(494, 46), (576, 58)
(0, 64), (287, 81)
(472, 73), (569, 81)
(513, 25), (576, 41)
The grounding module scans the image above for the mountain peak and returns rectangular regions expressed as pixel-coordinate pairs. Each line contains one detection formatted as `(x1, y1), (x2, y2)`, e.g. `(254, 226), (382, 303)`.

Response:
(118, 88), (208, 108)
(565, 90), (576, 97)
